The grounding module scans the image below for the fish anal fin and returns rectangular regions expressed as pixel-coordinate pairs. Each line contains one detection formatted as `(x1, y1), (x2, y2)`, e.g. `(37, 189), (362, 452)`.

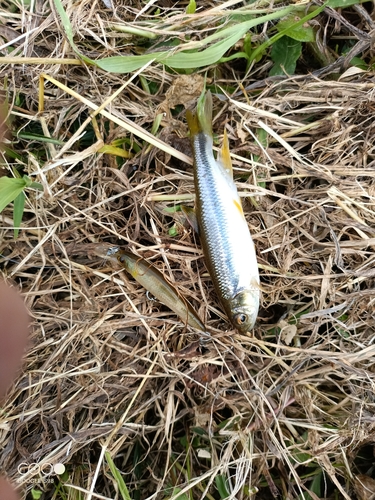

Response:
(233, 199), (244, 217)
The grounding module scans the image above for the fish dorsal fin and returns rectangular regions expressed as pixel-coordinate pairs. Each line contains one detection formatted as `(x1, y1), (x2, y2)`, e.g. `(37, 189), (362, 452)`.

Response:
(218, 128), (233, 178)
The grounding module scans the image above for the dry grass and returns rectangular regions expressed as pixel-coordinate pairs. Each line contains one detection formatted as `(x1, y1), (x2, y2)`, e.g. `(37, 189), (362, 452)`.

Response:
(1, 0), (375, 499)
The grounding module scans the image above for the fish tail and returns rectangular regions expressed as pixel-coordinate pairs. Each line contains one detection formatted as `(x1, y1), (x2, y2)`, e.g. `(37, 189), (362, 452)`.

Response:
(186, 89), (213, 138)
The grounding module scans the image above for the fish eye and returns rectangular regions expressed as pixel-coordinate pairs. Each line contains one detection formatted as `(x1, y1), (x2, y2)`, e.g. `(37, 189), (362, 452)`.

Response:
(235, 313), (247, 325)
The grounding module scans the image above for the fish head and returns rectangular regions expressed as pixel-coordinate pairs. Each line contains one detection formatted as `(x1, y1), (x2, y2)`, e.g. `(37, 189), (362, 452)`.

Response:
(228, 289), (259, 333)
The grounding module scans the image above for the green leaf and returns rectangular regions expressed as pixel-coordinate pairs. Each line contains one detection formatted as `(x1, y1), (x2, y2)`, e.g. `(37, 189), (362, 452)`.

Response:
(269, 36), (302, 76)
(276, 14), (315, 42)
(186, 0), (196, 14)
(326, 0), (363, 6)
(17, 132), (65, 145)
(105, 451), (132, 500)
(13, 191), (25, 238)
(52, 0), (92, 64)
(243, 33), (252, 59)
(350, 56), (368, 69)
(169, 487), (189, 500)
(215, 475), (230, 499)
(249, 4), (324, 64)
(52, 0), (75, 48)
(309, 471), (323, 497)
(31, 489), (43, 500)
(150, 113), (164, 135)
(2, 145), (25, 161)
(98, 145), (132, 158)
(53, 1), (299, 73)
(0, 177), (27, 212)
(168, 224), (179, 237)
(28, 181), (43, 190)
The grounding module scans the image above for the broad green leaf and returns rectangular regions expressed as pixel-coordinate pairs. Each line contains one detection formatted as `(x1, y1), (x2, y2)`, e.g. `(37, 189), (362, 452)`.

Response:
(168, 224), (179, 237)
(105, 452), (131, 500)
(276, 14), (315, 42)
(249, 4), (324, 64)
(350, 56), (368, 69)
(53, 1), (298, 73)
(0, 177), (27, 212)
(13, 191), (25, 238)
(186, 0), (196, 14)
(269, 36), (302, 76)
(169, 487), (189, 500)
(31, 489), (43, 500)
(93, 53), (168, 73)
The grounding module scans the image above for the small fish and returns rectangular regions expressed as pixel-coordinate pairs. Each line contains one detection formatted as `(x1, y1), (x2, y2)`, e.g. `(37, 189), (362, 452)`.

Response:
(186, 90), (260, 332)
(94, 244), (206, 333)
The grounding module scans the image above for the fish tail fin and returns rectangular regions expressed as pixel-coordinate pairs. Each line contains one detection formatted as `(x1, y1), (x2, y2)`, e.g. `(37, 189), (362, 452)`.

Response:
(186, 89), (213, 137)
(186, 109), (200, 137)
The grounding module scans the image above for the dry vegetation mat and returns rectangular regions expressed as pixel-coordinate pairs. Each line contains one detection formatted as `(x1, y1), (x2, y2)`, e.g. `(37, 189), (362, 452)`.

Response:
(1, 0), (375, 499)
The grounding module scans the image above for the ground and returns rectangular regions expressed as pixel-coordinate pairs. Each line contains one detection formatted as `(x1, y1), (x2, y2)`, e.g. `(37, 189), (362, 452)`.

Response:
(1, 0), (375, 499)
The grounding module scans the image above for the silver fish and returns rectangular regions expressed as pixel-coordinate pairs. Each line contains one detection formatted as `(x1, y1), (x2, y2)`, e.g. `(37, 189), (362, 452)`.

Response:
(186, 90), (260, 332)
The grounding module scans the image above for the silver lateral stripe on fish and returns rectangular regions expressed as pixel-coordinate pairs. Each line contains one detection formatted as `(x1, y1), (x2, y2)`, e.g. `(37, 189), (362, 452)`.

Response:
(186, 90), (260, 332)
(94, 244), (206, 333)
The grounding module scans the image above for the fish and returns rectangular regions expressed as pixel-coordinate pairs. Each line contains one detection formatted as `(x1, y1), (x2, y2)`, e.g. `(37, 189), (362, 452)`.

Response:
(186, 90), (260, 332)
(93, 244), (206, 333)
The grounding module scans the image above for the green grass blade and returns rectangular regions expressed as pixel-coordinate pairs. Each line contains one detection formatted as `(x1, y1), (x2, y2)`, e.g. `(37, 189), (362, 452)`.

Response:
(17, 132), (65, 145)
(54, 3), (297, 74)
(215, 475), (230, 499)
(326, 0), (362, 6)
(0, 177), (27, 212)
(52, 0), (94, 64)
(105, 451), (132, 500)
(13, 191), (25, 238)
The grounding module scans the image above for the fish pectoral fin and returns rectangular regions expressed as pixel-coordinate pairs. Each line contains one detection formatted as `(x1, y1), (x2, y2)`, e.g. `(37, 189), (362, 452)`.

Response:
(249, 277), (264, 293)
(181, 205), (200, 234)
(218, 128), (233, 178)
